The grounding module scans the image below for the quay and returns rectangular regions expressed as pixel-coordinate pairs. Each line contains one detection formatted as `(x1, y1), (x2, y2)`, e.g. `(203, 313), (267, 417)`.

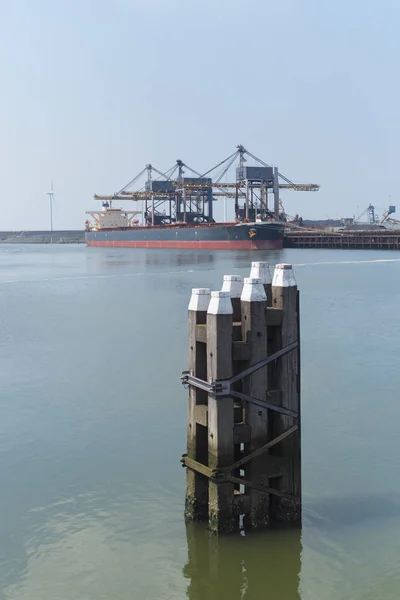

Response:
(0, 230), (85, 244)
(284, 227), (400, 250)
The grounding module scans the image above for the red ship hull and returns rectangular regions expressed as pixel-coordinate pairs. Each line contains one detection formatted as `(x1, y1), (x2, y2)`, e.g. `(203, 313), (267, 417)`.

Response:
(86, 239), (282, 250)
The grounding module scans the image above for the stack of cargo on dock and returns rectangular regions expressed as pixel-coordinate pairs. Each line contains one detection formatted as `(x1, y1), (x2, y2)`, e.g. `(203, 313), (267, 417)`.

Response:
(284, 226), (400, 250)
(284, 202), (400, 250)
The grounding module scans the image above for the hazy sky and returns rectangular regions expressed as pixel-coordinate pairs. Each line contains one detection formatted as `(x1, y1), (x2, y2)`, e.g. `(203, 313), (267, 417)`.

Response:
(1, 0), (399, 229)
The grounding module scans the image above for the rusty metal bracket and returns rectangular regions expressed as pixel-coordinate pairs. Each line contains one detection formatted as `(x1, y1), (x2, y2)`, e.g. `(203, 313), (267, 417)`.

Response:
(219, 425), (298, 473)
(230, 390), (297, 417)
(181, 341), (299, 417)
(228, 341), (298, 385)
(182, 425), (298, 500)
(228, 475), (297, 501)
(181, 372), (215, 394)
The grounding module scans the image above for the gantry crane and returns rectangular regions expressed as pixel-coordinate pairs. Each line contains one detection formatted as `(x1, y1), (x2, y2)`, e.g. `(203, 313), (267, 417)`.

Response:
(93, 145), (320, 224)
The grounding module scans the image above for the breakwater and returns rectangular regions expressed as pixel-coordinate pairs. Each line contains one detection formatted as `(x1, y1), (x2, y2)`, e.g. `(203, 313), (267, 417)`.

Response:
(0, 230), (85, 244)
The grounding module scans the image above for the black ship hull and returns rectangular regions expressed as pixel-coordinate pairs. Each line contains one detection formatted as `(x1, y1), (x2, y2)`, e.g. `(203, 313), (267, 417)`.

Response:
(85, 221), (284, 250)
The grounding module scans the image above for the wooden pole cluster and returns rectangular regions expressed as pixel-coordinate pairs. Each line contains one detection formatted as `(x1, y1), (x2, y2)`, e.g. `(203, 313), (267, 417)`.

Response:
(182, 262), (301, 534)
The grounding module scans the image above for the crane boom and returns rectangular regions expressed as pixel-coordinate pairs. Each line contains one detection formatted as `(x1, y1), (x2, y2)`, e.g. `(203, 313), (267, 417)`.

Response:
(172, 181), (319, 191)
(94, 181), (319, 201)
(379, 205), (396, 225)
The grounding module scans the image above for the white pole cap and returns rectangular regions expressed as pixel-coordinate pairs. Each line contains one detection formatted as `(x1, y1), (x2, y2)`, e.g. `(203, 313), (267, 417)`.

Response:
(272, 264), (297, 287)
(221, 275), (243, 298)
(188, 288), (211, 312)
(240, 277), (267, 302)
(249, 261), (272, 284)
(207, 290), (233, 315)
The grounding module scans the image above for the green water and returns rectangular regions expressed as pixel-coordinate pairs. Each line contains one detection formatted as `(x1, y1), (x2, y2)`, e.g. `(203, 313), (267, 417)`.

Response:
(1, 244), (400, 599)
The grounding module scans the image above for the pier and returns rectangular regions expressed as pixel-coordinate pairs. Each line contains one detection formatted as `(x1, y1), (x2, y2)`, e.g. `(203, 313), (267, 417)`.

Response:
(181, 262), (301, 534)
(284, 227), (400, 250)
(0, 230), (85, 244)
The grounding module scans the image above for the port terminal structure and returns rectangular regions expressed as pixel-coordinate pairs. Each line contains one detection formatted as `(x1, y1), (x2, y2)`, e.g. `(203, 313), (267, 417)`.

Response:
(92, 145), (319, 227)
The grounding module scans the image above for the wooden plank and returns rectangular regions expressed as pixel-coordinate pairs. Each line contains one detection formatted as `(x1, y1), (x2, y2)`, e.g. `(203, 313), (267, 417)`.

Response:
(221, 425), (298, 472)
(184, 456), (213, 479)
(249, 262), (273, 307)
(266, 389), (283, 404)
(233, 341), (251, 361)
(223, 453), (289, 478)
(231, 299), (242, 323)
(195, 324), (207, 343)
(185, 290), (210, 521)
(207, 292), (236, 534)
(229, 475), (297, 502)
(194, 404), (208, 427)
(270, 265), (301, 523)
(267, 455), (291, 478)
(240, 279), (269, 528)
(221, 276), (243, 322)
(265, 308), (283, 327)
(232, 322), (242, 341)
(234, 402), (244, 424)
(233, 424), (251, 444)
(233, 492), (250, 515)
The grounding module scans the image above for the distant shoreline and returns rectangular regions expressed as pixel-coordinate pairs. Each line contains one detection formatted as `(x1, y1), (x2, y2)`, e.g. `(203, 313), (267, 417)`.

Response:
(0, 230), (85, 244)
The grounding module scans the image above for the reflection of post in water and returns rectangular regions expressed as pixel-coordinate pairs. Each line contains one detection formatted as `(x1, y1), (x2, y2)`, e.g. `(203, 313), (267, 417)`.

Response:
(145, 252), (215, 268)
(184, 521), (302, 600)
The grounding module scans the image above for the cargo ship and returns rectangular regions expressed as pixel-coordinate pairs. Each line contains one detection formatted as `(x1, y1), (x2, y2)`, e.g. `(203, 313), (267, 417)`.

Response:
(85, 203), (284, 250)
(85, 146), (319, 250)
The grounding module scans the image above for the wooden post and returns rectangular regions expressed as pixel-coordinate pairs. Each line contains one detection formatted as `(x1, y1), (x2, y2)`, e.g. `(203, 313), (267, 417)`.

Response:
(207, 291), (236, 534)
(240, 277), (269, 528)
(222, 274), (244, 496)
(181, 262), (301, 534)
(249, 261), (272, 307)
(221, 275), (243, 322)
(185, 288), (211, 521)
(270, 264), (301, 522)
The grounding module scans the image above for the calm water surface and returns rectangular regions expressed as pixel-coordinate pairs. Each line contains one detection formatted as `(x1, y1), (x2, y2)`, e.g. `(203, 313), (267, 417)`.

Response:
(0, 244), (400, 599)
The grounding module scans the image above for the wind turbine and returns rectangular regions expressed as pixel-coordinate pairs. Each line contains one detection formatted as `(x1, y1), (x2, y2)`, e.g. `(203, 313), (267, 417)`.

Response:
(47, 181), (54, 231)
